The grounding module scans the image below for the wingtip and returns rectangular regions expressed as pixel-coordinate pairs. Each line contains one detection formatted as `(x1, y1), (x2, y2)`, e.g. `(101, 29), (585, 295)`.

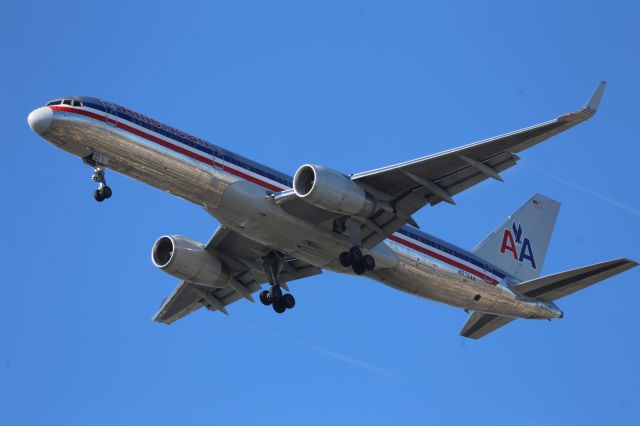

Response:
(584, 80), (606, 114)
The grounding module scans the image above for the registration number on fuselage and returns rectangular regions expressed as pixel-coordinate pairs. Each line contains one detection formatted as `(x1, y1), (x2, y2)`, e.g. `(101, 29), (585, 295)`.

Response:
(458, 270), (476, 281)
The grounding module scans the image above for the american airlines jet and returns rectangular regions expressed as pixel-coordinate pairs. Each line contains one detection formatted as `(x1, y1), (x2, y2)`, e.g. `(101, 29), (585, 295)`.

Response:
(28, 82), (637, 338)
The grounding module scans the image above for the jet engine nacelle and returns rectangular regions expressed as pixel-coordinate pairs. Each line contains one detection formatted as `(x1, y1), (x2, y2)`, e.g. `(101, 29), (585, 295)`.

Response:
(151, 235), (230, 287)
(293, 164), (376, 217)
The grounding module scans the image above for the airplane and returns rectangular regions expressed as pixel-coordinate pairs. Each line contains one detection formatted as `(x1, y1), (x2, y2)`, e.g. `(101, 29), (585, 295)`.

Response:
(27, 81), (637, 339)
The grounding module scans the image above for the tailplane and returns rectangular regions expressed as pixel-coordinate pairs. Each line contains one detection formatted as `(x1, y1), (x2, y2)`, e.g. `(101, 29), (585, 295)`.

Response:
(460, 258), (637, 339)
(473, 194), (560, 282)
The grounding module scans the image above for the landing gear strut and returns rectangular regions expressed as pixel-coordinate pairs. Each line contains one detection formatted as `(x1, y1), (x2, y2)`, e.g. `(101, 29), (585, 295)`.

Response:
(91, 166), (112, 202)
(259, 252), (296, 314)
(339, 246), (375, 275)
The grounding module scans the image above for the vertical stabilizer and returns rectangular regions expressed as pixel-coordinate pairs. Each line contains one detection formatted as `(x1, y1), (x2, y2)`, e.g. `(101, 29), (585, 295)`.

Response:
(472, 194), (560, 282)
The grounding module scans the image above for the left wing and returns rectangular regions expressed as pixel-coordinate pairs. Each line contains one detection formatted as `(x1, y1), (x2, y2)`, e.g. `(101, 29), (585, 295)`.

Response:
(350, 81), (606, 248)
(153, 226), (322, 324)
(277, 82), (606, 249)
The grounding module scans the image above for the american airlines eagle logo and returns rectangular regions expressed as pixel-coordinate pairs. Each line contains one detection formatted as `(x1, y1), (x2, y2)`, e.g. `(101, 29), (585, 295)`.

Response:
(499, 222), (536, 269)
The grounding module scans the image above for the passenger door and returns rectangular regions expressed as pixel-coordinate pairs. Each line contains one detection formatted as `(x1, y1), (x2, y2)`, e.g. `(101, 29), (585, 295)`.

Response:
(102, 101), (118, 127)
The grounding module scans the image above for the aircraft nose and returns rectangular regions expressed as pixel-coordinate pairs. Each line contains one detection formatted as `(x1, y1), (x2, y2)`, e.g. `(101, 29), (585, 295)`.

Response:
(28, 107), (53, 135)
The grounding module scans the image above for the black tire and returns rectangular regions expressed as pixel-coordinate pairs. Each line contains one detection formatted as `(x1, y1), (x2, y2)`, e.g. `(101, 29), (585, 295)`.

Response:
(283, 293), (295, 309)
(362, 255), (375, 270)
(352, 261), (366, 275)
(349, 246), (363, 262)
(102, 186), (112, 199)
(270, 286), (282, 299)
(339, 252), (352, 267)
(94, 189), (105, 202)
(273, 298), (286, 313)
(259, 290), (272, 306)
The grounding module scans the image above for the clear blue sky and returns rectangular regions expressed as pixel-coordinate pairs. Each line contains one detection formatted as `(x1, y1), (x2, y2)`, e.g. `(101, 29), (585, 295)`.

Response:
(2, 1), (639, 425)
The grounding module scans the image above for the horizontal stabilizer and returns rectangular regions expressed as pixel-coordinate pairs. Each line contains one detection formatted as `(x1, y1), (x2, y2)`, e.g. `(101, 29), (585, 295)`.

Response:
(459, 311), (515, 339)
(461, 258), (637, 339)
(516, 258), (637, 301)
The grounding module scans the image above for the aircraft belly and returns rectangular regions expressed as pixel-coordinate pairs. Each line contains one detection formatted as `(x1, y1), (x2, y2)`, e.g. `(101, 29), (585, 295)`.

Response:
(209, 180), (353, 267)
(372, 243), (550, 318)
(43, 111), (237, 208)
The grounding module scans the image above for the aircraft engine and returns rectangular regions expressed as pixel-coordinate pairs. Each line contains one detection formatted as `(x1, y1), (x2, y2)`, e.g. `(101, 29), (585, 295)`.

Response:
(151, 235), (230, 287)
(293, 164), (376, 217)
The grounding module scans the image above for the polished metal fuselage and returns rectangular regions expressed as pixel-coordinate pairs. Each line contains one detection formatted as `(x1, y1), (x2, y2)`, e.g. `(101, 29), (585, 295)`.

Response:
(34, 104), (561, 320)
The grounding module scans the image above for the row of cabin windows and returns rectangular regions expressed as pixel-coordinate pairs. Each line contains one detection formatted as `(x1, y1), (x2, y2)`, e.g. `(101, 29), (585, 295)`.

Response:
(121, 110), (290, 186)
(402, 230), (503, 277)
(47, 99), (82, 107)
(401, 230), (484, 268)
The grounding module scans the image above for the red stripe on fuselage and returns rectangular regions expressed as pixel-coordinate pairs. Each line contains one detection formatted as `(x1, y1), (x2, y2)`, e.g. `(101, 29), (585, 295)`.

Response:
(388, 234), (499, 285)
(49, 106), (284, 192)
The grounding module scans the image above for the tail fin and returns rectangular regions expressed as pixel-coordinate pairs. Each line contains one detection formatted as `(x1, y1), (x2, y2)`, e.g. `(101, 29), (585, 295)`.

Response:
(473, 194), (560, 282)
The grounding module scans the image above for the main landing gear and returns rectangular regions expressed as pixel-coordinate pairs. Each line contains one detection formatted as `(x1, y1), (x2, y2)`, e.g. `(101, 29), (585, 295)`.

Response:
(259, 252), (296, 314)
(339, 246), (375, 275)
(91, 166), (112, 202)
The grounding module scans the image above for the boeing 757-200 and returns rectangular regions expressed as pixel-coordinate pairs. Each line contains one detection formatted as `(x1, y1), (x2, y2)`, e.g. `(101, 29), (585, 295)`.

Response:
(28, 81), (637, 338)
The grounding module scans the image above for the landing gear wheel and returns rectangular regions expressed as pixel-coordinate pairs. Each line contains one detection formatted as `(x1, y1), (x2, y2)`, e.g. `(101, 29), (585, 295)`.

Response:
(362, 255), (375, 271)
(283, 293), (295, 309)
(272, 298), (286, 313)
(90, 164), (112, 203)
(349, 246), (363, 262)
(94, 189), (105, 202)
(352, 261), (366, 275)
(259, 290), (272, 306)
(270, 285), (282, 300)
(339, 252), (352, 267)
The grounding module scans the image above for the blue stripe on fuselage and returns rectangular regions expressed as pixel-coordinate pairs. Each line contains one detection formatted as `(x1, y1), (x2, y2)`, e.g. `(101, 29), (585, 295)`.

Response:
(397, 228), (506, 280)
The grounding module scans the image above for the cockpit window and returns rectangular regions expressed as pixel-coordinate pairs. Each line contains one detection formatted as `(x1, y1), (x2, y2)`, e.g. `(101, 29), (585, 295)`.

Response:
(62, 100), (72, 105)
(72, 100), (82, 107)
(46, 100), (62, 106)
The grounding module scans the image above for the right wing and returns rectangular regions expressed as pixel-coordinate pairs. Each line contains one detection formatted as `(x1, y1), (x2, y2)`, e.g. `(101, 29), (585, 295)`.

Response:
(153, 226), (322, 324)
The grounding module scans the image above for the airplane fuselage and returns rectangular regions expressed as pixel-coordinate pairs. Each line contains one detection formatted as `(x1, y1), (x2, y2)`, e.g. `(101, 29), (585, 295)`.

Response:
(28, 97), (562, 320)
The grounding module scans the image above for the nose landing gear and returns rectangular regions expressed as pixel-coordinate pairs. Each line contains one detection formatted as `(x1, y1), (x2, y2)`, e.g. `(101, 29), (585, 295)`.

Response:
(259, 252), (296, 314)
(339, 246), (375, 275)
(91, 166), (112, 202)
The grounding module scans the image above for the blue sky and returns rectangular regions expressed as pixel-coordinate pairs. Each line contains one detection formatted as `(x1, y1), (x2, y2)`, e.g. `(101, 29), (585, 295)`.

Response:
(2, 1), (639, 425)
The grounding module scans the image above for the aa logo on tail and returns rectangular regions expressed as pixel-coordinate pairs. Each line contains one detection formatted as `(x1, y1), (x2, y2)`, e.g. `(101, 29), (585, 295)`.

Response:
(499, 222), (536, 269)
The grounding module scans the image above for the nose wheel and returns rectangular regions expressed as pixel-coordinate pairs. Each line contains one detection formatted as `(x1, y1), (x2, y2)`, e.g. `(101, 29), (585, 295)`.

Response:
(260, 252), (296, 314)
(91, 166), (113, 202)
(339, 246), (375, 275)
